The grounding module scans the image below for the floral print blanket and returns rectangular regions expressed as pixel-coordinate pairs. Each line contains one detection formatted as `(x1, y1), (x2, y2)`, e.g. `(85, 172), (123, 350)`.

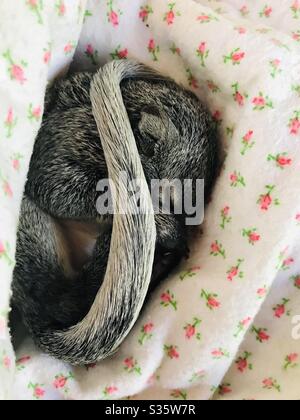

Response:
(1, 0), (300, 400)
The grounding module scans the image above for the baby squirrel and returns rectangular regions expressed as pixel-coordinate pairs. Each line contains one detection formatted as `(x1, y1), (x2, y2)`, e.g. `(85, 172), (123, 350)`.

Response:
(11, 61), (218, 365)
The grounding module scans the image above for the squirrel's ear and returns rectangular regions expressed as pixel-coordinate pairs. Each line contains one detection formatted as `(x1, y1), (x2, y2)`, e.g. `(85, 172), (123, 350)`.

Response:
(138, 106), (179, 154)
(139, 106), (167, 141)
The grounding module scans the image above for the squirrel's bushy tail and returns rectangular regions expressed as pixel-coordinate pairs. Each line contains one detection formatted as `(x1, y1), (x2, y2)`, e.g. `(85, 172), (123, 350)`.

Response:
(39, 61), (156, 365)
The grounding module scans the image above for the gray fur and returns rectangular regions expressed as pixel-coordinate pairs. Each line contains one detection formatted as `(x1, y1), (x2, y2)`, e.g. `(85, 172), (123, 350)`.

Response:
(11, 60), (219, 365)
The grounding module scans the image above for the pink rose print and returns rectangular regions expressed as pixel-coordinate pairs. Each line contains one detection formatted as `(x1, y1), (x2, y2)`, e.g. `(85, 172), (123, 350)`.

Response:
(164, 10), (175, 25)
(11, 153), (24, 172)
(201, 289), (221, 310)
(16, 355), (31, 371)
(257, 185), (280, 211)
(124, 358), (134, 369)
(170, 389), (187, 400)
(110, 45), (128, 61)
(28, 382), (45, 400)
(268, 153), (292, 169)
(109, 10), (119, 26)
(257, 286), (268, 299)
(143, 323), (154, 334)
(262, 378), (281, 392)
(53, 376), (66, 389)
(232, 82), (248, 107)
(103, 386), (118, 398)
(4, 107), (17, 138)
(148, 39), (160, 61)
(251, 326), (270, 343)
(164, 345), (180, 359)
(224, 48), (245, 65)
(235, 26), (247, 35)
(197, 13), (218, 23)
(163, 3), (181, 26)
(5, 107), (13, 126)
(189, 370), (206, 383)
(292, 30), (300, 42)
(277, 247), (294, 271)
(296, 214), (300, 225)
(43, 48), (52, 65)
(291, 274), (300, 289)
(160, 290), (177, 310)
(0, 176), (9, 199)
(85, 44), (99, 66)
(196, 42), (209, 67)
(230, 170), (246, 187)
(240, 5), (249, 17)
(170, 43), (181, 56)
(64, 42), (75, 55)
(211, 348), (230, 360)
(284, 353), (298, 370)
(220, 205), (232, 229)
(27, 1), (38, 7)
(116, 49), (128, 59)
(35, 387), (45, 399)
(26, 0), (43, 24)
(213, 110), (222, 125)
(259, 193), (272, 211)
(107, 0), (121, 27)
(2, 179), (13, 198)
(276, 155), (292, 167)
(218, 383), (232, 396)
(270, 59), (282, 78)
(291, 0), (300, 18)
(55, 0), (66, 16)
(273, 298), (290, 318)
(2, 50), (27, 84)
(289, 110), (300, 135)
(123, 357), (142, 375)
(252, 92), (274, 110)
(1, 353), (11, 370)
(53, 372), (73, 393)
(236, 351), (253, 373)
(0, 240), (13, 265)
(274, 306), (285, 319)
(186, 68), (198, 89)
(179, 265), (201, 280)
(210, 240), (226, 258)
(227, 259), (244, 281)
(241, 130), (255, 155)
(138, 322), (154, 345)
(282, 258), (294, 270)
(139, 5), (153, 23)
(234, 317), (252, 337)
(184, 317), (201, 340)
(207, 80), (220, 93)
(28, 104), (42, 122)
(259, 5), (273, 18)
(242, 228), (261, 245)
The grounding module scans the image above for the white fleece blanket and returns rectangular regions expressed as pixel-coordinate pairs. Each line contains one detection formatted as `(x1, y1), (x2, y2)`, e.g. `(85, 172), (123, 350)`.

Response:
(1, 0), (300, 400)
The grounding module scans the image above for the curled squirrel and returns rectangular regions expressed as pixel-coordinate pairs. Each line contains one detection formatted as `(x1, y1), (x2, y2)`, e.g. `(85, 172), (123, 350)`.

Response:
(11, 60), (218, 365)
